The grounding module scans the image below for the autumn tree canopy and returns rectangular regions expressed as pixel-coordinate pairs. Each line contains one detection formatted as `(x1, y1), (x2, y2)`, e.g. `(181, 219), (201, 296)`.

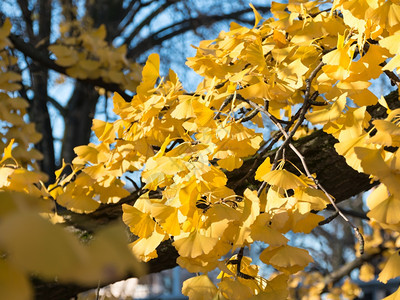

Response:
(2, 0), (400, 299)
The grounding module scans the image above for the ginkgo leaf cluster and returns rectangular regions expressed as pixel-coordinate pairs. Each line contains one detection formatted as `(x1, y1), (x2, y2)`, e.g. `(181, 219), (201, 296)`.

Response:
(49, 21), (141, 91)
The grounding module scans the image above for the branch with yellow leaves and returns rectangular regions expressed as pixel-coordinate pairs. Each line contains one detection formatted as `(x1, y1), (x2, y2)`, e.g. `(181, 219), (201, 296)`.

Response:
(244, 96), (365, 254)
(36, 85), (400, 300)
(8, 33), (131, 100)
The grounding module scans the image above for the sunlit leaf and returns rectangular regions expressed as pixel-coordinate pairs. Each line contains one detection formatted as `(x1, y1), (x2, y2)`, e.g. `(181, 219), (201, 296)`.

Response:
(260, 245), (313, 274)
(182, 275), (218, 300)
(260, 169), (307, 190)
(173, 230), (218, 258)
(379, 251), (400, 283)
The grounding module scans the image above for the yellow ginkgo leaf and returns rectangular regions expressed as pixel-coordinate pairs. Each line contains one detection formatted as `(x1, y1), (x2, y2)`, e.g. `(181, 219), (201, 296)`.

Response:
(177, 256), (219, 274)
(73, 145), (100, 165)
(192, 100), (215, 127)
(233, 189), (260, 248)
(130, 230), (167, 262)
(0, 18), (12, 39)
(354, 147), (390, 177)
(0, 138), (14, 164)
(383, 286), (400, 300)
(245, 38), (266, 72)
(250, 213), (289, 246)
(204, 204), (241, 239)
(294, 187), (330, 211)
(91, 119), (115, 143)
(217, 156), (243, 171)
(225, 255), (258, 278)
(150, 203), (181, 236)
(354, 148), (400, 197)
(250, 3), (263, 27)
(379, 34), (400, 55)
(239, 80), (270, 100)
(56, 188), (100, 214)
(378, 251), (400, 283)
(261, 169), (307, 190)
(266, 185), (288, 211)
(256, 273), (289, 300)
(136, 53), (160, 96)
(260, 245), (313, 274)
(335, 133), (369, 173)
(182, 275), (218, 300)
(171, 95), (196, 119)
(255, 157), (272, 181)
(277, 59), (309, 89)
(367, 194), (400, 225)
(122, 204), (157, 238)
(173, 230), (218, 258)
(218, 277), (253, 300)
(306, 93), (347, 125)
(370, 119), (400, 147)
(291, 210), (325, 234)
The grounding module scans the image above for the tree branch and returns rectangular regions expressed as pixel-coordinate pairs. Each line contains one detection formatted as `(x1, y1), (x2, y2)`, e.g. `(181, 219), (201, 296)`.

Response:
(8, 34), (131, 100)
(122, 0), (177, 46)
(16, 0), (35, 40)
(323, 247), (385, 288)
(127, 6), (271, 59)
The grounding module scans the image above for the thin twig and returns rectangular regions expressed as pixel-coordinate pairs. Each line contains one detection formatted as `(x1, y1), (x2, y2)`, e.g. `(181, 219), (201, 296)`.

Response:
(319, 211), (339, 225)
(126, 176), (140, 191)
(214, 94), (235, 120)
(96, 279), (101, 300)
(240, 107), (260, 123)
(257, 182), (267, 197)
(236, 247), (254, 279)
(380, 61), (400, 86)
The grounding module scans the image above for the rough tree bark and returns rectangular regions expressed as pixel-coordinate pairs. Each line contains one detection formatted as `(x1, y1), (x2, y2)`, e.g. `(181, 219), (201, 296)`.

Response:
(61, 82), (99, 164)
(27, 0), (56, 181)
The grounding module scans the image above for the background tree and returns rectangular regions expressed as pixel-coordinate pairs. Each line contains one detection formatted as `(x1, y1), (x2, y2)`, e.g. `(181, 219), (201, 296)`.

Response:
(2, 0), (400, 300)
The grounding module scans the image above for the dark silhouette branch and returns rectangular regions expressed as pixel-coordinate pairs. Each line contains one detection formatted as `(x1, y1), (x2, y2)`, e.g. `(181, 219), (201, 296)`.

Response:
(122, 0), (178, 46)
(16, 0), (34, 40)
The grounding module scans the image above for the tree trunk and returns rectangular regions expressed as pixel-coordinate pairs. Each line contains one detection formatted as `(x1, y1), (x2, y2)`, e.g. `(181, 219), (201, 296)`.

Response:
(61, 82), (99, 163)
(28, 63), (56, 182)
